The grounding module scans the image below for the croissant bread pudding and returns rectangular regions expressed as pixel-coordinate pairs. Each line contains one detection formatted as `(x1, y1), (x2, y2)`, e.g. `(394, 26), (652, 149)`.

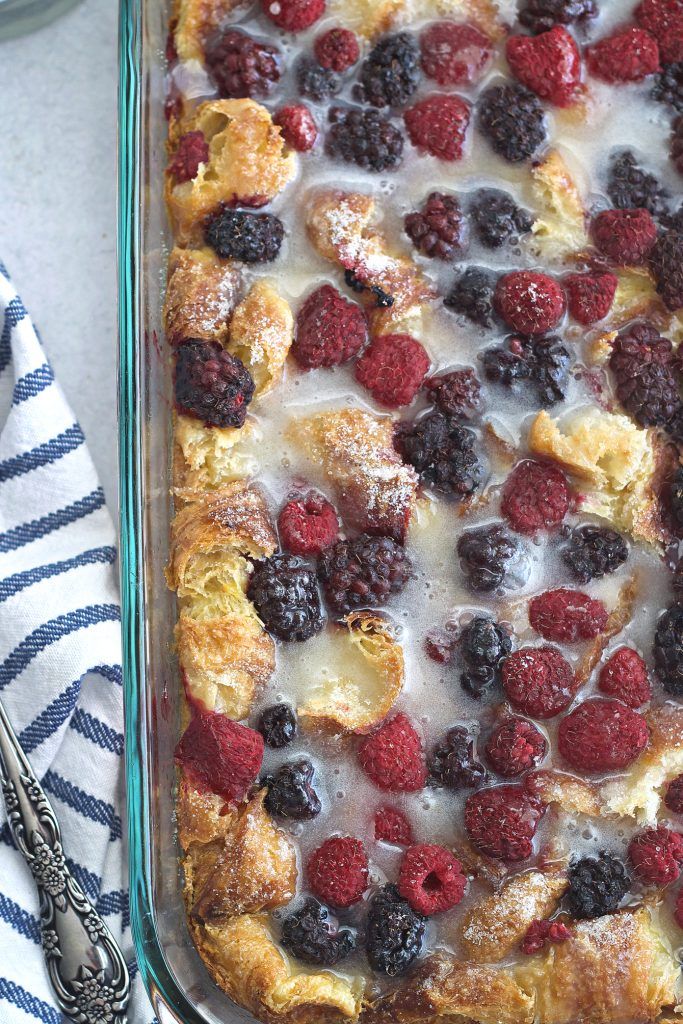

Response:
(163, 0), (683, 1021)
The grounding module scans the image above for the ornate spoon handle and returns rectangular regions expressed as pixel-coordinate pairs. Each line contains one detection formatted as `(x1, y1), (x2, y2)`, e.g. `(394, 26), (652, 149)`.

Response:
(0, 696), (130, 1023)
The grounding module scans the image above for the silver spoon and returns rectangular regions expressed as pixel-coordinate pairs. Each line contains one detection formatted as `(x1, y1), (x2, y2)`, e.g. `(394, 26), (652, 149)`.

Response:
(0, 696), (130, 1023)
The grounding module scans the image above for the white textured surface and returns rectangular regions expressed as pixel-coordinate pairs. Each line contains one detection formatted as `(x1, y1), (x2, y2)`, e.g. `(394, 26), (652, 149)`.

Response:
(0, 0), (118, 509)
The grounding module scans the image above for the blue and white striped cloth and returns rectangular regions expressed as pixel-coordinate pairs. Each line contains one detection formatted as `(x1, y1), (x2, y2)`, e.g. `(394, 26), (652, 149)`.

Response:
(0, 265), (152, 1023)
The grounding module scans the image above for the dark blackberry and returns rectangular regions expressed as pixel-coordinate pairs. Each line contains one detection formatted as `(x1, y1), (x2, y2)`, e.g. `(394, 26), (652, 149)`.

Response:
(650, 230), (683, 311)
(654, 603), (683, 697)
(366, 884), (425, 976)
(469, 189), (533, 249)
(257, 703), (297, 749)
(457, 523), (529, 594)
(404, 192), (467, 261)
(672, 116), (683, 176)
(205, 208), (284, 263)
(562, 525), (629, 583)
(669, 467), (683, 535)
(296, 56), (341, 102)
(344, 269), (395, 308)
(247, 554), (324, 642)
(609, 323), (682, 429)
(355, 32), (421, 109)
(429, 726), (487, 789)
(262, 758), (322, 820)
(319, 534), (412, 616)
(607, 151), (669, 219)
(326, 107), (404, 172)
(518, 0), (598, 33)
(481, 337), (531, 388)
(531, 335), (571, 407)
(425, 369), (481, 420)
(204, 28), (281, 98)
(281, 899), (356, 966)
(477, 83), (546, 163)
(396, 411), (482, 499)
(566, 853), (630, 919)
(459, 616), (512, 697)
(653, 63), (683, 113)
(444, 267), (498, 328)
(174, 340), (255, 428)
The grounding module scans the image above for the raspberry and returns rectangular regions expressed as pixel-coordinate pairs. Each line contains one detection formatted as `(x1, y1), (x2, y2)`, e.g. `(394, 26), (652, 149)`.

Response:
(518, 0), (598, 34)
(445, 266), (498, 327)
(608, 151), (669, 218)
(609, 322), (681, 429)
(671, 115), (683, 174)
(506, 26), (581, 107)
(567, 853), (630, 918)
(563, 525), (629, 583)
(278, 492), (339, 556)
(654, 603), (683, 696)
(676, 888), (683, 928)
(404, 94), (471, 161)
(356, 32), (421, 108)
(296, 56), (341, 101)
(477, 83), (547, 163)
(263, 758), (322, 820)
(628, 825), (683, 885)
(355, 334), (430, 408)
(293, 284), (368, 369)
(425, 369), (481, 419)
(650, 229), (683, 310)
(274, 104), (318, 152)
(494, 271), (566, 335)
(205, 28), (281, 98)
(366, 885), (425, 976)
(420, 21), (491, 86)
(586, 27), (660, 84)
(501, 460), (570, 534)
(529, 589), (609, 643)
(564, 271), (618, 325)
(307, 837), (369, 908)
(521, 919), (571, 954)
(247, 554), (324, 642)
(502, 646), (575, 719)
(281, 899), (355, 966)
(375, 806), (413, 846)
(326, 106), (404, 172)
(457, 523), (529, 594)
(315, 27), (360, 71)
(598, 648), (652, 708)
(464, 784), (545, 862)
(558, 699), (649, 772)
(652, 61), (683, 111)
(485, 718), (547, 777)
(424, 623), (459, 664)
(395, 412), (482, 499)
(469, 189), (533, 249)
(167, 131), (209, 183)
(175, 711), (264, 803)
(404, 192), (467, 260)
(205, 208), (285, 263)
(665, 774), (683, 813)
(174, 340), (255, 428)
(358, 713), (427, 793)
(429, 727), (487, 789)
(459, 617), (512, 698)
(257, 703), (297, 748)
(319, 534), (412, 616)
(398, 844), (467, 915)
(636, 0), (683, 63)
(263, 0), (325, 31)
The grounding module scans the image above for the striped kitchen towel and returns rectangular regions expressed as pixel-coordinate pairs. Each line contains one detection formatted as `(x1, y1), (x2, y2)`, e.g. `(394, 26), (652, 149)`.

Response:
(0, 264), (153, 1024)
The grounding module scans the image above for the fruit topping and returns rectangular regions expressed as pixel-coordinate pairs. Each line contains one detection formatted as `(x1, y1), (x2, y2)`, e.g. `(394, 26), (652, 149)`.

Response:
(263, 0), (325, 31)
(654, 603), (683, 696)
(607, 150), (669, 217)
(482, 335), (571, 406)
(598, 647), (652, 708)
(262, 758), (322, 820)
(274, 104), (318, 151)
(566, 853), (630, 918)
(278, 492), (339, 556)
(671, 115), (683, 174)
(445, 266), (498, 327)
(174, 340), (255, 429)
(296, 55), (341, 101)
(485, 718), (547, 777)
(477, 83), (547, 163)
(355, 334), (431, 408)
(307, 837), (369, 908)
(315, 27), (360, 72)
(558, 698), (649, 772)
(320, 534), (412, 616)
(205, 208), (285, 263)
(175, 712), (264, 803)
(592, 207), (659, 265)
(494, 271), (566, 335)
(464, 784), (545, 861)
(358, 713), (427, 793)
(521, 918), (571, 954)
(563, 525), (629, 583)
(652, 61), (683, 111)
(281, 898), (356, 965)
(456, 523), (529, 594)
(650, 229), (683, 310)
(609, 322), (681, 429)
(529, 588), (609, 643)
(398, 844), (467, 915)
(356, 32), (421, 108)
(501, 460), (570, 535)
(502, 646), (575, 718)
(366, 884), (426, 976)
(375, 806), (413, 846)
(293, 284), (368, 369)
(564, 271), (618, 325)
(459, 617), (512, 698)
(404, 192), (467, 260)
(205, 28), (282, 98)
(404, 94), (471, 161)
(425, 369), (481, 419)
(586, 27), (660, 84)
(395, 411), (482, 499)
(506, 26), (581, 107)
(428, 726), (488, 789)
(628, 825), (683, 885)
(665, 774), (683, 813)
(518, 0), (598, 34)
(258, 703), (298, 748)
(636, 0), (683, 63)
(167, 131), (209, 183)
(326, 107), (404, 171)
(420, 21), (492, 86)
(248, 553), (324, 642)
(469, 189), (533, 249)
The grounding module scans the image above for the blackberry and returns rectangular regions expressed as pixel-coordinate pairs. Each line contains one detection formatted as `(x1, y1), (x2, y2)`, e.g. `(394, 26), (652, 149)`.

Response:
(518, 0), (598, 33)
(425, 369), (481, 420)
(652, 63), (683, 113)
(457, 523), (529, 594)
(429, 726), (487, 789)
(654, 603), (683, 697)
(248, 554), (324, 642)
(477, 83), (546, 163)
(531, 335), (571, 407)
(356, 32), (421, 109)
(205, 208), (284, 264)
(174, 340), (255, 428)
(607, 151), (669, 219)
(326, 107), (404, 172)
(319, 534), (411, 616)
(396, 412), (482, 499)
(669, 466), (683, 535)
(205, 28), (281, 99)
(257, 703), (297, 749)
(366, 884), (425, 976)
(296, 56), (341, 102)
(262, 758), (322, 820)
(672, 116), (683, 176)
(444, 267), (498, 327)
(609, 323), (682, 429)
(481, 337), (531, 388)
(566, 853), (630, 919)
(650, 230), (683, 311)
(404, 192), (467, 261)
(344, 269), (395, 308)
(459, 616), (512, 697)
(281, 899), (356, 966)
(469, 189), (533, 249)
(562, 525), (629, 583)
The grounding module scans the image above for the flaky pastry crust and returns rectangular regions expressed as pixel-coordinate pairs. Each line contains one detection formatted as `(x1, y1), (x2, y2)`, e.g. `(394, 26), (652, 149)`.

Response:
(172, 0), (246, 61)
(228, 279), (293, 396)
(527, 150), (588, 263)
(164, 246), (243, 345)
(173, 413), (260, 503)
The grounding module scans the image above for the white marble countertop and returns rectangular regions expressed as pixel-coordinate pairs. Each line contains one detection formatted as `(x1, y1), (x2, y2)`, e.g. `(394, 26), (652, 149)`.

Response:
(0, 0), (119, 510)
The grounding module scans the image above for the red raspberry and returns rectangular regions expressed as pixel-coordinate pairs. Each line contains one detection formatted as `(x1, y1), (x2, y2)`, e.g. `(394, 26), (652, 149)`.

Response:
(564, 271), (618, 325)
(591, 208), (658, 265)
(636, 0), (683, 63)
(404, 94), (471, 161)
(307, 836), (369, 908)
(355, 334), (431, 408)
(262, 0), (325, 31)
(529, 589), (609, 643)
(506, 26), (581, 107)
(167, 131), (209, 183)
(358, 713), (427, 793)
(374, 805), (413, 846)
(485, 718), (547, 777)
(464, 784), (545, 862)
(274, 104), (318, 151)
(598, 647), (652, 708)
(501, 460), (570, 535)
(424, 624), (459, 664)
(558, 698), (649, 773)
(665, 774), (683, 814)
(676, 887), (683, 928)
(494, 271), (566, 336)
(502, 646), (575, 719)
(174, 711), (264, 803)
(398, 844), (467, 914)
(521, 919), (571, 955)
(315, 27), (360, 71)
(420, 21), (492, 86)
(628, 825), (683, 886)
(587, 26), (660, 83)
(294, 285), (368, 369)
(278, 492), (339, 556)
